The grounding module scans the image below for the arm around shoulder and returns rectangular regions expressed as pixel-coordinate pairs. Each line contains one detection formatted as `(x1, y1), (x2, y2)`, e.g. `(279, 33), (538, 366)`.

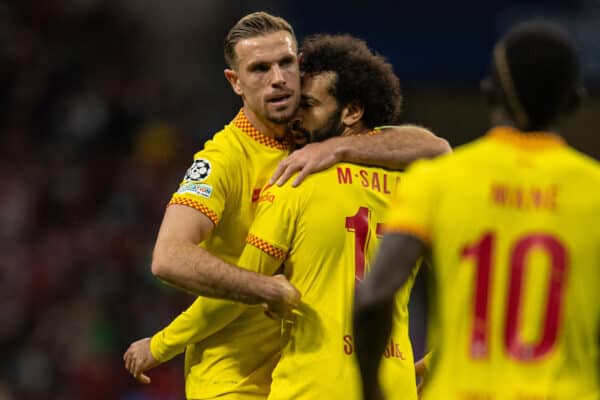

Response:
(269, 126), (450, 187)
(379, 124), (452, 158)
(336, 125), (451, 170)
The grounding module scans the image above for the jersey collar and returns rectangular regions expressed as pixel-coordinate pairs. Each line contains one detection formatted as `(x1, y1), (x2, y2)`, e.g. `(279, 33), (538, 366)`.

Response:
(486, 126), (566, 150)
(231, 109), (288, 150)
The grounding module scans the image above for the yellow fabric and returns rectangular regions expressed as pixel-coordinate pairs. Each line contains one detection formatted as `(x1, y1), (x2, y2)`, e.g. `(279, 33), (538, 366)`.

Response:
(421, 351), (433, 370)
(238, 162), (418, 400)
(387, 126), (600, 399)
(151, 110), (288, 400)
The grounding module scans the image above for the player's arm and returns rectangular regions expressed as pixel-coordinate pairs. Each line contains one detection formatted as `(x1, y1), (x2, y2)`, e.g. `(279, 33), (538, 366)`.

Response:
(124, 294), (248, 383)
(124, 273), (295, 384)
(270, 125), (451, 186)
(126, 230), (296, 384)
(234, 181), (304, 317)
(353, 232), (426, 399)
(238, 239), (296, 318)
(151, 204), (296, 307)
(123, 184), (303, 383)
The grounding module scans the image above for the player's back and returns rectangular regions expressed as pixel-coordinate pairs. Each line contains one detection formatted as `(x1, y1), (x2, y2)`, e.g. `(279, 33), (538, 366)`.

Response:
(265, 163), (417, 400)
(416, 127), (600, 399)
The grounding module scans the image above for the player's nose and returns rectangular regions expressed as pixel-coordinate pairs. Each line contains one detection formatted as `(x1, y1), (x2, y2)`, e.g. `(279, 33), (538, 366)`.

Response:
(271, 65), (286, 86)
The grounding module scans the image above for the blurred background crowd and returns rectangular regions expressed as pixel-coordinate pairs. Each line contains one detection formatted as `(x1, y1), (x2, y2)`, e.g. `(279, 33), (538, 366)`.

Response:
(1, 1), (598, 399)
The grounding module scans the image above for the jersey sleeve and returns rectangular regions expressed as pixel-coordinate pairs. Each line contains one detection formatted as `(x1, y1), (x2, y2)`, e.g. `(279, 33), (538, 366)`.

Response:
(384, 159), (438, 243)
(237, 241), (284, 277)
(241, 182), (304, 266)
(168, 144), (233, 226)
(150, 297), (245, 363)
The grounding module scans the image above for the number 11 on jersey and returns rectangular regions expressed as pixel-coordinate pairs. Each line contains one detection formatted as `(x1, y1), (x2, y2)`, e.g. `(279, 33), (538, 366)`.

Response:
(345, 207), (383, 283)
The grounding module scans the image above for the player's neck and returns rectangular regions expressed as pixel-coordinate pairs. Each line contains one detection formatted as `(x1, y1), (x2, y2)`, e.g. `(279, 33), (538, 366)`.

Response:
(242, 106), (287, 139)
(340, 123), (369, 137)
(491, 109), (559, 135)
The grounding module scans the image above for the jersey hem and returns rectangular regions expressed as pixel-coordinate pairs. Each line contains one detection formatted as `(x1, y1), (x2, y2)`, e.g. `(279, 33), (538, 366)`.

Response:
(246, 233), (287, 260)
(168, 196), (220, 225)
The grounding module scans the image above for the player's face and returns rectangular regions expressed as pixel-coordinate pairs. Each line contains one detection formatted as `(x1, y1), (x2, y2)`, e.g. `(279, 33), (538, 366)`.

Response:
(231, 31), (301, 125)
(290, 72), (344, 144)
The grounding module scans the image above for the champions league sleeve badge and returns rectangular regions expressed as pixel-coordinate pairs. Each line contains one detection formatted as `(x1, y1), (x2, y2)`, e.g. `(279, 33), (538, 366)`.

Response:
(184, 159), (211, 182)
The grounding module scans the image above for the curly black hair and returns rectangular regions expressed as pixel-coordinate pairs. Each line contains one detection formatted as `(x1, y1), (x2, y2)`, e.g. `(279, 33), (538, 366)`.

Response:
(300, 34), (402, 128)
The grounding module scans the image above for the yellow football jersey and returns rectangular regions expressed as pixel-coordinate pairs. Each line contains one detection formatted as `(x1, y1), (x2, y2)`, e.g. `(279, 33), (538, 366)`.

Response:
(386, 126), (600, 400)
(237, 162), (418, 400)
(151, 110), (289, 400)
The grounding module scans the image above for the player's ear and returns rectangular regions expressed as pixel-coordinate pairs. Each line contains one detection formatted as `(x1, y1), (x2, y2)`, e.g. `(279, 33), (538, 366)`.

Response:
(341, 102), (364, 127)
(224, 69), (243, 96)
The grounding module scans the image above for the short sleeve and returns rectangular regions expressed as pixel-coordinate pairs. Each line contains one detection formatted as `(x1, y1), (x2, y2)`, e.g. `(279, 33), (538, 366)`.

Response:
(168, 146), (232, 225)
(237, 243), (284, 277)
(244, 181), (304, 261)
(384, 159), (438, 244)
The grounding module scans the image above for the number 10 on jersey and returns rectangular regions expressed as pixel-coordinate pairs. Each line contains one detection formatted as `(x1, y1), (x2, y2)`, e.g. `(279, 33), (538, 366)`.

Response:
(461, 231), (568, 361)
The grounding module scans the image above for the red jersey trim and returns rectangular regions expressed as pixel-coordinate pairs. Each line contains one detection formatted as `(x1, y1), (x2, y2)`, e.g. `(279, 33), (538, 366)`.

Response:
(168, 197), (219, 225)
(246, 233), (288, 260)
(486, 126), (566, 150)
(231, 110), (289, 150)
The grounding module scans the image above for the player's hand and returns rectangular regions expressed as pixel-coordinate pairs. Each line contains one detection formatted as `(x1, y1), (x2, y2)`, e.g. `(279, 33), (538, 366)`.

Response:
(262, 274), (301, 320)
(123, 337), (160, 384)
(415, 354), (428, 397)
(269, 139), (341, 187)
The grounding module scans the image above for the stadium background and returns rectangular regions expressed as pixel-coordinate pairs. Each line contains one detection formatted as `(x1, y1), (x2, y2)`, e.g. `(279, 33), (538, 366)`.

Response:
(1, 1), (598, 399)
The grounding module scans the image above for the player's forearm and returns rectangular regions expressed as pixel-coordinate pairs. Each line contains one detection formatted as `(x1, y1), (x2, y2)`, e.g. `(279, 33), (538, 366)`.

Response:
(151, 329), (186, 363)
(151, 297), (246, 362)
(353, 295), (395, 397)
(151, 240), (285, 305)
(335, 125), (451, 169)
(354, 233), (426, 395)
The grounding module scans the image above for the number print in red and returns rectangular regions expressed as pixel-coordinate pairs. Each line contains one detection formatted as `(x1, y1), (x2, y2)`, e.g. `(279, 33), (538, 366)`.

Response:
(462, 232), (568, 361)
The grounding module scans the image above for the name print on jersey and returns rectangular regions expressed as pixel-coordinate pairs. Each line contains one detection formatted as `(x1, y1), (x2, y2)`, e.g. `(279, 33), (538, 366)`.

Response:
(491, 182), (558, 211)
(343, 334), (406, 360)
(337, 167), (400, 193)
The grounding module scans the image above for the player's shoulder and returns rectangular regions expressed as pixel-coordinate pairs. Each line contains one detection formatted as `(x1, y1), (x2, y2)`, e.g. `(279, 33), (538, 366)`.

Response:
(259, 166), (329, 202)
(560, 147), (600, 198)
(413, 136), (493, 170)
(199, 124), (245, 155)
(561, 146), (600, 175)
(281, 163), (377, 192)
(188, 124), (248, 171)
(295, 162), (404, 200)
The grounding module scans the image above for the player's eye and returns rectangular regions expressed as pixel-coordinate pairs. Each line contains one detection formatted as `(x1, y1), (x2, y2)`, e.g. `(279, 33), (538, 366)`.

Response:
(250, 63), (270, 73)
(299, 99), (312, 109)
(279, 57), (294, 68)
